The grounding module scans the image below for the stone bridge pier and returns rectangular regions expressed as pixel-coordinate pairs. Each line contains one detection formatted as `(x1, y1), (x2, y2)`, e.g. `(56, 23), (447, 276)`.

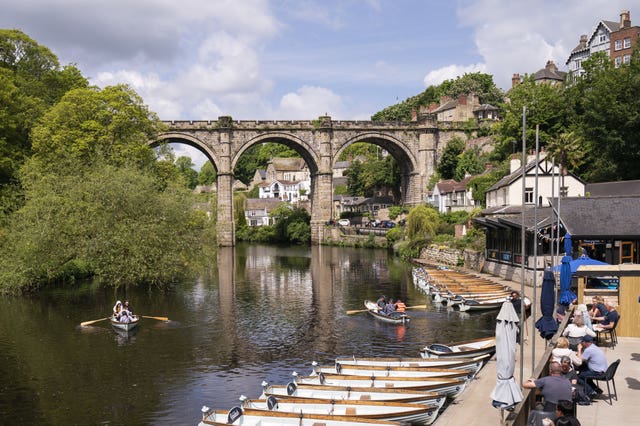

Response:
(155, 115), (441, 246)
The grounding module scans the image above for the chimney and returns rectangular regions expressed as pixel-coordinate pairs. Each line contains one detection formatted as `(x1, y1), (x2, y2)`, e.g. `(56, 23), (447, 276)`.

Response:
(510, 154), (521, 173)
(428, 102), (438, 112)
(579, 34), (588, 46)
(458, 94), (467, 105)
(512, 73), (521, 88)
(620, 10), (631, 28)
(545, 60), (558, 73)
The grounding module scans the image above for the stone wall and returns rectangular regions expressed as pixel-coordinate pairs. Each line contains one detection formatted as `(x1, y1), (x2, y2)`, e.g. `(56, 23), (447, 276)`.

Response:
(419, 245), (464, 267)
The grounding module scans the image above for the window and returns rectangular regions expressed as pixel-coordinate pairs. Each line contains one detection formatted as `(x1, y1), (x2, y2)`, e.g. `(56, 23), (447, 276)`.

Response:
(614, 40), (622, 50)
(599, 34), (606, 43)
(623, 54), (631, 64)
(560, 186), (568, 197)
(624, 37), (631, 48)
(525, 187), (534, 204)
(615, 56), (622, 67)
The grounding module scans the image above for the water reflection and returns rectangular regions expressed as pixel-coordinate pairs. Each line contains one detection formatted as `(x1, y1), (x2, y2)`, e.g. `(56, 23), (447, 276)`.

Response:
(0, 244), (496, 425)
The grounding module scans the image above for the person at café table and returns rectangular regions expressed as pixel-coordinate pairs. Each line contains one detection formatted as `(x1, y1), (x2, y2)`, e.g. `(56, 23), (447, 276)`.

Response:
(592, 301), (619, 331)
(522, 361), (573, 412)
(575, 335), (608, 398)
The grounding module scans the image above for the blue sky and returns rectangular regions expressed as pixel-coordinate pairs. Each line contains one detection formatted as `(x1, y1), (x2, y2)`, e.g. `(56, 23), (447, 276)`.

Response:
(1, 0), (636, 165)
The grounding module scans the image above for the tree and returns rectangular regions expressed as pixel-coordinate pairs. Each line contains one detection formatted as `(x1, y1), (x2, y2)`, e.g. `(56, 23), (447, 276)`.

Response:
(0, 30), (88, 186)
(437, 137), (465, 179)
(175, 156), (198, 189)
(198, 161), (217, 185)
(546, 131), (586, 182)
(454, 147), (485, 181)
(269, 204), (310, 244)
(437, 72), (504, 106)
(405, 205), (440, 241)
(570, 50), (640, 181)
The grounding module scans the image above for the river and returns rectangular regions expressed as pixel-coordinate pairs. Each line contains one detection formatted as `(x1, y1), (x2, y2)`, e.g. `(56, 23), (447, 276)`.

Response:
(0, 244), (497, 425)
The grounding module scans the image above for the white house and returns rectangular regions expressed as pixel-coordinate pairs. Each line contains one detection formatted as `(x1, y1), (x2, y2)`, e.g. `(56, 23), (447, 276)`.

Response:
(428, 177), (478, 214)
(485, 154), (585, 209)
(244, 198), (284, 227)
(258, 179), (310, 202)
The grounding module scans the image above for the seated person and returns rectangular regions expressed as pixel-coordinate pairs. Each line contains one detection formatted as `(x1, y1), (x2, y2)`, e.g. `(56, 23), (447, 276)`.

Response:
(562, 316), (595, 349)
(383, 299), (396, 315)
(523, 362), (573, 412)
(376, 295), (387, 309)
(588, 296), (606, 322)
(113, 300), (122, 317)
(593, 302), (619, 331)
(576, 335), (608, 397)
(394, 299), (406, 313)
(558, 356), (578, 386)
(573, 304), (593, 331)
(551, 337), (582, 367)
(554, 399), (581, 426)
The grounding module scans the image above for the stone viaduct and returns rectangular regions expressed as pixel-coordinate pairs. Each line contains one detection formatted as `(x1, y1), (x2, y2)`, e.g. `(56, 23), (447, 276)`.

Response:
(156, 115), (465, 246)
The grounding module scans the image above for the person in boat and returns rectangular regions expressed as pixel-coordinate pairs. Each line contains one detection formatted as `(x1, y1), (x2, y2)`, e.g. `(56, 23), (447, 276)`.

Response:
(383, 298), (396, 315)
(394, 298), (406, 313)
(118, 305), (133, 323)
(113, 300), (123, 318)
(376, 295), (387, 309)
(123, 300), (133, 315)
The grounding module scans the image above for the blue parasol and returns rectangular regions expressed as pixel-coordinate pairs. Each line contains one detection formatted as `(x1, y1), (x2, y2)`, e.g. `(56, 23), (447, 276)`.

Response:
(552, 255), (609, 274)
(558, 255), (577, 305)
(535, 270), (558, 340)
(563, 232), (572, 256)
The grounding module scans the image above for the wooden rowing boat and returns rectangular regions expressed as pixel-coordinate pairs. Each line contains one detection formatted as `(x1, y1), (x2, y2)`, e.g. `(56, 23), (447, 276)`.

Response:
(109, 315), (140, 331)
(199, 406), (401, 425)
(333, 354), (490, 374)
(364, 300), (410, 324)
(311, 362), (474, 380)
(240, 396), (439, 425)
(292, 372), (468, 399)
(261, 382), (447, 409)
(420, 336), (496, 359)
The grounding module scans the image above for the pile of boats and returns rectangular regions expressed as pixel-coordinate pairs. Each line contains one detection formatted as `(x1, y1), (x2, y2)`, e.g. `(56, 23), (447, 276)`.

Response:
(412, 266), (529, 312)
(197, 337), (496, 425)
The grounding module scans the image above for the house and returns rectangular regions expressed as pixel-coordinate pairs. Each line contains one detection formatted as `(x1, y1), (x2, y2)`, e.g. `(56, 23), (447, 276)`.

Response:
(266, 157), (309, 182)
(485, 154), (585, 209)
(332, 195), (394, 219)
(258, 178), (310, 202)
(430, 94), (480, 122)
(473, 104), (500, 120)
(566, 10), (638, 78)
(244, 198), (284, 227)
(533, 60), (566, 85)
(427, 176), (479, 214)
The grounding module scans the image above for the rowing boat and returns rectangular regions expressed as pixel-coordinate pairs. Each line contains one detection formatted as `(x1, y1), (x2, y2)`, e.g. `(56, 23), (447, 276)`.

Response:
(240, 395), (439, 425)
(311, 362), (474, 380)
(292, 372), (468, 398)
(261, 382), (446, 409)
(364, 300), (410, 324)
(109, 315), (140, 331)
(198, 406), (401, 426)
(420, 336), (496, 359)
(333, 354), (489, 374)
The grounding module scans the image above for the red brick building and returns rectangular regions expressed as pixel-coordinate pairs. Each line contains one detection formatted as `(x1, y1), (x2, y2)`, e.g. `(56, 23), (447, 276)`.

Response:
(610, 10), (640, 67)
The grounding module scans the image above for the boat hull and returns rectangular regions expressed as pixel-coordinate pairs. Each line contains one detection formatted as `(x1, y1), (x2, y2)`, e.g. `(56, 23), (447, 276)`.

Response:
(420, 336), (496, 359)
(110, 316), (140, 331)
(364, 300), (410, 324)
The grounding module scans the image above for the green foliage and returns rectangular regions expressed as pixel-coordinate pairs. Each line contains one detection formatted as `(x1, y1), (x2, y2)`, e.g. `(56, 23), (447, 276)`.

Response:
(234, 192), (247, 228)
(338, 142), (380, 161)
(197, 160), (217, 185)
(0, 164), (204, 292)
(175, 156), (198, 189)
(385, 226), (403, 244)
(344, 156), (399, 199)
(570, 50), (640, 181)
(406, 205), (440, 240)
(388, 206), (409, 220)
(454, 147), (485, 181)
(467, 161), (509, 206)
(0, 30), (88, 186)
(333, 184), (349, 195)
(371, 86), (439, 121)
(270, 204), (311, 244)
(437, 137), (466, 179)
(441, 210), (470, 225)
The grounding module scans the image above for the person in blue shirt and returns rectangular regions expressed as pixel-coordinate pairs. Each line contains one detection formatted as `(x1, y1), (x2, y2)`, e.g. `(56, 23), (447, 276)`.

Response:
(593, 302), (619, 331)
(576, 335), (608, 397)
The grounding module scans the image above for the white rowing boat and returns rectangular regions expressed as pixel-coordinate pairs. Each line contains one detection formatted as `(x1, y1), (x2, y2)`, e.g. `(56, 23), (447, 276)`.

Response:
(420, 336), (496, 359)
(198, 406), (400, 426)
(261, 382), (446, 410)
(311, 362), (474, 380)
(240, 395), (439, 425)
(109, 315), (140, 331)
(333, 354), (489, 374)
(364, 300), (410, 324)
(292, 372), (468, 399)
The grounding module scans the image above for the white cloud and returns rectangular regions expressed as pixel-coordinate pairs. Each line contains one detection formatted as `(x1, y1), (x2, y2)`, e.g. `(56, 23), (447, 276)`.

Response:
(423, 63), (488, 87)
(277, 86), (345, 119)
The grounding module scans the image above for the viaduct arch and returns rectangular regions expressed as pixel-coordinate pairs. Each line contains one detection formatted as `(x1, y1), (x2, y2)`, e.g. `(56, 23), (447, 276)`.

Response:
(156, 115), (442, 246)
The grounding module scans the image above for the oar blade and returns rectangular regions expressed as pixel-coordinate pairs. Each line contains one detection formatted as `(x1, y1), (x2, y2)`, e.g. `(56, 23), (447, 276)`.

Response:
(80, 317), (110, 327)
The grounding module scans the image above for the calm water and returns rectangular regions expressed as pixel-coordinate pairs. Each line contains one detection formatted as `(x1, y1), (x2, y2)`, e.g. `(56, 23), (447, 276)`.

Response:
(0, 244), (497, 425)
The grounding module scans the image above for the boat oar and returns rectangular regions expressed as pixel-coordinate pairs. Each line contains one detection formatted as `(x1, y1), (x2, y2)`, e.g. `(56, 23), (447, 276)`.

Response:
(405, 304), (427, 310)
(80, 317), (111, 327)
(141, 315), (169, 322)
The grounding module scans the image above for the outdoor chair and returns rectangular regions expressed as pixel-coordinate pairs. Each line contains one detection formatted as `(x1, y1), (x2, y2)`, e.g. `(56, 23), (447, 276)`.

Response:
(593, 359), (621, 405)
(596, 316), (620, 348)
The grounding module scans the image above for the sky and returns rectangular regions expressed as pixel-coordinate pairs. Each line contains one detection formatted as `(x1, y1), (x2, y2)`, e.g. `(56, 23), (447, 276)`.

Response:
(1, 0), (635, 166)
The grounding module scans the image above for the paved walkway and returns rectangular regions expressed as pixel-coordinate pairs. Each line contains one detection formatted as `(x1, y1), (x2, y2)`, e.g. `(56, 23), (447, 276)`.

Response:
(430, 271), (640, 425)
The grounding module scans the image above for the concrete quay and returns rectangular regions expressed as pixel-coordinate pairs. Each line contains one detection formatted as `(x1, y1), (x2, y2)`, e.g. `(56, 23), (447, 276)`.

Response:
(432, 272), (640, 426)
